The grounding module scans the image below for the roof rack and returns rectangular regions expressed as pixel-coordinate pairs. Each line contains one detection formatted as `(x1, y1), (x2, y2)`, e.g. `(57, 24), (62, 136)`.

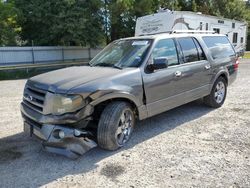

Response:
(138, 30), (216, 36)
(171, 30), (216, 34)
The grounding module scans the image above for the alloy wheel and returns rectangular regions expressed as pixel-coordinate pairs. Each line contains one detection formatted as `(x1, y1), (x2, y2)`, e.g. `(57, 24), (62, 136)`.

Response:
(116, 109), (133, 145)
(214, 81), (225, 103)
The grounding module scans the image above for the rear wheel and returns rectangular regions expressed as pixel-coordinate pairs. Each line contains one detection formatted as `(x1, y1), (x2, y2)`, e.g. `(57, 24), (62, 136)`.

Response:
(204, 77), (227, 108)
(97, 102), (135, 150)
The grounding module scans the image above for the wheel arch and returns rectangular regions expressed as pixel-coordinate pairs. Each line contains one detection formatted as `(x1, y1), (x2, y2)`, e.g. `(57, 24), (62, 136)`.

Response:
(218, 73), (228, 85)
(212, 70), (229, 88)
(90, 93), (145, 120)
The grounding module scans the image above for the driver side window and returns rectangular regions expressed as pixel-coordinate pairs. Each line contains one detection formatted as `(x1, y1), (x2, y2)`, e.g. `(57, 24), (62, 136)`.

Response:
(152, 39), (179, 67)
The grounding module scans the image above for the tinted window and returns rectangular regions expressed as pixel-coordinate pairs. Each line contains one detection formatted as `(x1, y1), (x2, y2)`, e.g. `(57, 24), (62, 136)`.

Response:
(202, 36), (235, 59)
(193, 38), (206, 60)
(152, 39), (179, 66)
(177, 37), (199, 63)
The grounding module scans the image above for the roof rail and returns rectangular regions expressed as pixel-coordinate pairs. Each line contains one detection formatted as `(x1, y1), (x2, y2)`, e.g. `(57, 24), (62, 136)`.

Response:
(171, 30), (216, 34)
(138, 30), (216, 36)
(138, 31), (172, 36)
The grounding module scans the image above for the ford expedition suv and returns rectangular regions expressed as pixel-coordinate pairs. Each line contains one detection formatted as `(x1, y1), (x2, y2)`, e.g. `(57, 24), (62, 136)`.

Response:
(21, 32), (238, 158)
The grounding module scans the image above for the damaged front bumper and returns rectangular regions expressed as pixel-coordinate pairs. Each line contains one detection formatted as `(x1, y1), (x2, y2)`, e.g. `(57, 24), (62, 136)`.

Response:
(21, 103), (97, 159)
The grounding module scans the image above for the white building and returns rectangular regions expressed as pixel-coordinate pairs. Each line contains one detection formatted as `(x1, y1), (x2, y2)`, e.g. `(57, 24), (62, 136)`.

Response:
(135, 11), (247, 55)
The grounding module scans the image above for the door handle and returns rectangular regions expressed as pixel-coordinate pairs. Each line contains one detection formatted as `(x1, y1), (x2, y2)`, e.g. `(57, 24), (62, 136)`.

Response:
(205, 65), (211, 70)
(175, 71), (182, 77)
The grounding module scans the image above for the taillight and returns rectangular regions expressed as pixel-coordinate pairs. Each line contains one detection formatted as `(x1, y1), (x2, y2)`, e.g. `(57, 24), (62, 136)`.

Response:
(234, 57), (239, 70)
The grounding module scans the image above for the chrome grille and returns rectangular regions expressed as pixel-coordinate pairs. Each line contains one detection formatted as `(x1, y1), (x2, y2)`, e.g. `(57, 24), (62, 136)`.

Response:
(23, 85), (46, 113)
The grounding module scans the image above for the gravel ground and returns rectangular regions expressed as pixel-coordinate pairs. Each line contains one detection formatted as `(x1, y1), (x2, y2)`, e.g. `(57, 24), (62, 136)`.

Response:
(0, 60), (249, 188)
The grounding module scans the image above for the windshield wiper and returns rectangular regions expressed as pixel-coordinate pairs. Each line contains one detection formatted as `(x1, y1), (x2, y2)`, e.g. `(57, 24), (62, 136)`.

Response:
(90, 62), (122, 69)
(95, 63), (111, 67)
(113, 64), (122, 69)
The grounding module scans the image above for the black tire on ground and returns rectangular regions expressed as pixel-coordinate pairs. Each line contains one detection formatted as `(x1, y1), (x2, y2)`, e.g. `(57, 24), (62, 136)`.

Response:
(204, 76), (227, 108)
(97, 101), (135, 151)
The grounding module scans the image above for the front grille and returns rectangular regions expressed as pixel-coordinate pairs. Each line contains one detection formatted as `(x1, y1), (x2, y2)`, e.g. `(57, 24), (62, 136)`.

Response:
(23, 85), (47, 113)
(22, 113), (42, 129)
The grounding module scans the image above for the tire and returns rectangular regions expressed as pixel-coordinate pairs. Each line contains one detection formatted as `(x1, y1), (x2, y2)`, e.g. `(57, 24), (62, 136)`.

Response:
(204, 77), (227, 108)
(97, 101), (135, 151)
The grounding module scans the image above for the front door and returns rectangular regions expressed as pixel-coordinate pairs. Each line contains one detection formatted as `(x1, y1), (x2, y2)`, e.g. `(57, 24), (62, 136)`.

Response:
(142, 38), (184, 117)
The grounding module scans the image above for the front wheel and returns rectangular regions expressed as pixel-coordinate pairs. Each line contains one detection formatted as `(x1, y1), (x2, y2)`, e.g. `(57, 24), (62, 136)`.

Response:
(204, 77), (227, 108)
(97, 102), (135, 151)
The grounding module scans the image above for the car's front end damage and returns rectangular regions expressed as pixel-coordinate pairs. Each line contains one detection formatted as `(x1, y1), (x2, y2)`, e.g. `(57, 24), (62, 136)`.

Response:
(20, 65), (144, 158)
(20, 81), (98, 159)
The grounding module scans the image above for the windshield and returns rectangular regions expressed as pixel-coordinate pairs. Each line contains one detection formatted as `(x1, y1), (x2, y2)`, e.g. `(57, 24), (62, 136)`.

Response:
(89, 39), (152, 68)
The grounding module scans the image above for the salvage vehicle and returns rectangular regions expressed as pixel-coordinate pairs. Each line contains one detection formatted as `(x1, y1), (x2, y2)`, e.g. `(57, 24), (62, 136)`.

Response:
(21, 31), (238, 158)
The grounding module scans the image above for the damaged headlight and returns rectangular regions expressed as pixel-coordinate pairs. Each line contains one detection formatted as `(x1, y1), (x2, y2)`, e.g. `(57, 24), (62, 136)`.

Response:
(51, 94), (85, 115)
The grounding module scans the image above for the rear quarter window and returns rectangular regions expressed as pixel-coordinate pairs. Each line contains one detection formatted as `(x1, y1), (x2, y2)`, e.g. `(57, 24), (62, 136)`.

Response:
(202, 36), (235, 59)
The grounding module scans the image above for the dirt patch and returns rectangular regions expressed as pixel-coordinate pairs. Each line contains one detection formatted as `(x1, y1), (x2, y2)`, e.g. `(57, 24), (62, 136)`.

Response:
(0, 147), (22, 164)
(100, 163), (125, 180)
(231, 108), (249, 113)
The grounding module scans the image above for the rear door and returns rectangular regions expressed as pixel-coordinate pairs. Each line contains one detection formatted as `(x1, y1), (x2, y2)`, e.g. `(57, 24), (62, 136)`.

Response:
(174, 37), (212, 95)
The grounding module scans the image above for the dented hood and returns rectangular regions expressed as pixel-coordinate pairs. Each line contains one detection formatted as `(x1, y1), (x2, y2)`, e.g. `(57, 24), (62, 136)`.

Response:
(27, 66), (123, 93)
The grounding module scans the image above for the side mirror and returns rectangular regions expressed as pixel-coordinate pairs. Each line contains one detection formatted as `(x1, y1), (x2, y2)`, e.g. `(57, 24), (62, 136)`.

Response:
(147, 57), (168, 72)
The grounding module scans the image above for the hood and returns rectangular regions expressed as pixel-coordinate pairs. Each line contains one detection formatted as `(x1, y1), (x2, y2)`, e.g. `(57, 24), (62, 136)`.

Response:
(27, 66), (124, 93)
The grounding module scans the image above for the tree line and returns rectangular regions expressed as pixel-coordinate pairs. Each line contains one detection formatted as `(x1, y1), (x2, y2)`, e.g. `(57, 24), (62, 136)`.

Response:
(1, 0), (250, 47)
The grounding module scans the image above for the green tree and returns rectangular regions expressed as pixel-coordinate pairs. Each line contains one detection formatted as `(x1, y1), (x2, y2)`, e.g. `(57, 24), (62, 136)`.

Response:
(104, 0), (157, 42)
(15, 0), (104, 46)
(0, 0), (19, 46)
(180, 0), (248, 21)
(213, 0), (247, 20)
(156, 0), (180, 10)
(6, 0), (250, 46)
(104, 0), (249, 42)
(156, 0), (248, 21)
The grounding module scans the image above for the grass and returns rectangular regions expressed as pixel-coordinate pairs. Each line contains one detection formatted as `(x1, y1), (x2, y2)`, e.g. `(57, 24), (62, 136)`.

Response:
(0, 65), (67, 80)
(0, 68), (43, 80)
(243, 52), (250, 59)
(0, 61), (87, 80)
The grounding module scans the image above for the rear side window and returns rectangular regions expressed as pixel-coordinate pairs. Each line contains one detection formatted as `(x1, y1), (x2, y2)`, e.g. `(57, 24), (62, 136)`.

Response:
(202, 36), (235, 59)
(193, 38), (206, 60)
(177, 37), (199, 63)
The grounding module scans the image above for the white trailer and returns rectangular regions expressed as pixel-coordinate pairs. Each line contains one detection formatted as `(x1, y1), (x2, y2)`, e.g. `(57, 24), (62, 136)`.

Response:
(135, 10), (247, 55)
